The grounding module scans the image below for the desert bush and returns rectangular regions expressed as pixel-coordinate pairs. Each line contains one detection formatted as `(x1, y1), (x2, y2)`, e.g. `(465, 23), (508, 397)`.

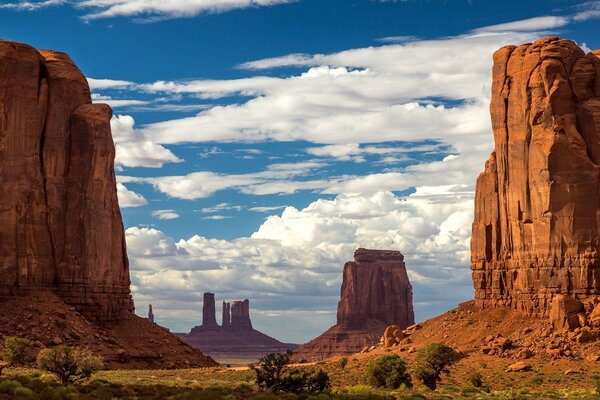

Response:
(413, 342), (461, 390)
(36, 345), (103, 384)
(365, 354), (412, 389)
(252, 352), (329, 394)
(3, 336), (32, 366)
(337, 357), (348, 369)
(468, 370), (483, 388)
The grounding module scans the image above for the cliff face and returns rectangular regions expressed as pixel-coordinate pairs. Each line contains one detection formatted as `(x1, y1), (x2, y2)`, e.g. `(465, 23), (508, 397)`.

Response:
(471, 37), (600, 316)
(337, 249), (414, 328)
(0, 40), (216, 369)
(294, 248), (414, 361)
(0, 41), (132, 323)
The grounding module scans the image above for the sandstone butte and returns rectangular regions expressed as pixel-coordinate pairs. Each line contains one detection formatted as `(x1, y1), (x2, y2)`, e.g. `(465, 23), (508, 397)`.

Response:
(471, 37), (600, 320)
(293, 248), (414, 361)
(0, 40), (216, 368)
(177, 293), (297, 364)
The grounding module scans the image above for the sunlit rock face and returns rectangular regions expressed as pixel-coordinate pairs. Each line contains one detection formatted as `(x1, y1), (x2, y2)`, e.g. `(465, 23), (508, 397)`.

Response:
(0, 40), (132, 323)
(293, 248), (414, 361)
(471, 37), (600, 316)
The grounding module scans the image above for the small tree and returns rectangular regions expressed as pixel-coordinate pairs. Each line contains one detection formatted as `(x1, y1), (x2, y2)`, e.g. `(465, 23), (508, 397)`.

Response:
(3, 337), (32, 366)
(253, 351), (291, 391)
(366, 354), (412, 389)
(413, 343), (461, 390)
(36, 345), (103, 384)
(252, 351), (329, 394)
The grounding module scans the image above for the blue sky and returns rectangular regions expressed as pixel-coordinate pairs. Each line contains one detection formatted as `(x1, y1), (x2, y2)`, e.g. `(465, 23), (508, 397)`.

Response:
(3, 0), (600, 343)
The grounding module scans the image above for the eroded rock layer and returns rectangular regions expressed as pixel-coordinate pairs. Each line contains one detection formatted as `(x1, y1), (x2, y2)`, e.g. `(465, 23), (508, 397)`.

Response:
(0, 40), (216, 368)
(0, 41), (131, 322)
(471, 37), (600, 316)
(294, 248), (414, 361)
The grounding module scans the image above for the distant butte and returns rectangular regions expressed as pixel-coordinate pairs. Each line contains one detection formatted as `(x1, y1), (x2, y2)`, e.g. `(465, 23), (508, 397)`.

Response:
(177, 293), (297, 364)
(293, 248), (414, 361)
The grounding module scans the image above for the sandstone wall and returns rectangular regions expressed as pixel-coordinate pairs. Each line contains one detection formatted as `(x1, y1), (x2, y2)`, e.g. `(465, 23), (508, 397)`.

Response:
(471, 37), (600, 316)
(0, 40), (132, 322)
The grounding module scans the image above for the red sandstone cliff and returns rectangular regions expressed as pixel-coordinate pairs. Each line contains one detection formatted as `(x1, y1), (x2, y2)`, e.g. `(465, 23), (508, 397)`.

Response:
(471, 37), (600, 316)
(0, 40), (215, 368)
(293, 248), (414, 361)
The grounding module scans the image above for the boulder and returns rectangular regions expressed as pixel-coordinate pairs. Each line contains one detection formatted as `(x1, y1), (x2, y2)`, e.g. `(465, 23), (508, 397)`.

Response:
(506, 361), (531, 372)
(549, 295), (584, 331)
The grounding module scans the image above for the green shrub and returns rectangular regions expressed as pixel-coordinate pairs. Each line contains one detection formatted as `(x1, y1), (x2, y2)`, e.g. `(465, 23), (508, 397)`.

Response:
(36, 345), (103, 384)
(337, 356), (348, 369)
(365, 354), (412, 389)
(413, 342), (461, 390)
(0, 379), (22, 394)
(252, 352), (329, 394)
(468, 370), (483, 388)
(3, 337), (32, 366)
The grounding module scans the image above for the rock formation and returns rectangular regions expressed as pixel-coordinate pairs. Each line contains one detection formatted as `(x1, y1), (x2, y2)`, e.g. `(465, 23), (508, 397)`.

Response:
(178, 293), (297, 364)
(231, 299), (253, 329)
(222, 301), (231, 328)
(148, 305), (154, 323)
(0, 40), (215, 368)
(293, 248), (414, 361)
(471, 37), (600, 317)
(202, 293), (218, 328)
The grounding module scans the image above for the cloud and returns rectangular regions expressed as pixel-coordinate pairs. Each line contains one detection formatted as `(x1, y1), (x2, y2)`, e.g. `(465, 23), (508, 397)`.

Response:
(77, 0), (295, 21)
(0, 0), (66, 11)
(116, 183), (148, 207)
(470, 16), (571, 33)
(200, 203), (243, 213)
(0, 0), (294, 20)
(201, 215), (233, 220)
(249, 205), (288, 213)
(111, 114), (183, 168)
(128, 190), (473, 341)
(87, 77), (135, 90)
(152, 209), (180, 220)
(121, 161), (327, 199)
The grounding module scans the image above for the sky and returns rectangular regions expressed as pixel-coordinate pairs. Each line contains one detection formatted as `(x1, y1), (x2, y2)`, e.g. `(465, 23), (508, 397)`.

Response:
(2, 0), (600, 343)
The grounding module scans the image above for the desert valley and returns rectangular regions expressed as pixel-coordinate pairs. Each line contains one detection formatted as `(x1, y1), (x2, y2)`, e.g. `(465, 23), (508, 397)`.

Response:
(0, 1), (600, 399)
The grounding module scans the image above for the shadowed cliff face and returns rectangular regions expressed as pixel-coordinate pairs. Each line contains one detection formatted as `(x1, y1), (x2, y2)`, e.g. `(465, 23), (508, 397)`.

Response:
(293, 248), (414, 361)
(0, 40), (132, 323)
(337, 249), (414, 328)
(471, 36), (600, 316)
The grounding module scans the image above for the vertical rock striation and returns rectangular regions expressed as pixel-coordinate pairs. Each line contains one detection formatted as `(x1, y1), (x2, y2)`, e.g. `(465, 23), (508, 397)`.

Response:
(293, 248), (414, 361)
(471, 37), (600, 316)
(222, 301), (231, 328)
(337, 249), (414, 328)
(0, 41), (132, 323)
(0, 40), (216, 368)
(231, 299), (253, 330)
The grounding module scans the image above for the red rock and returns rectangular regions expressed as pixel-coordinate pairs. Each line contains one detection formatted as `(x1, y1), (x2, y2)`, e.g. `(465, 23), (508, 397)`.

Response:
(471, 37), (600, 317)
(506, 361), (531, 372)
(231, 299), (252, 330)
(181, 293), (296, 363)
(549, 295), (584, 331)
(202, 293), (218, 328)
(222, 301), (231, 328)
(148, 305), (155, 323)
(0, 40), (216, 369)
(293, 248), (414, 361)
